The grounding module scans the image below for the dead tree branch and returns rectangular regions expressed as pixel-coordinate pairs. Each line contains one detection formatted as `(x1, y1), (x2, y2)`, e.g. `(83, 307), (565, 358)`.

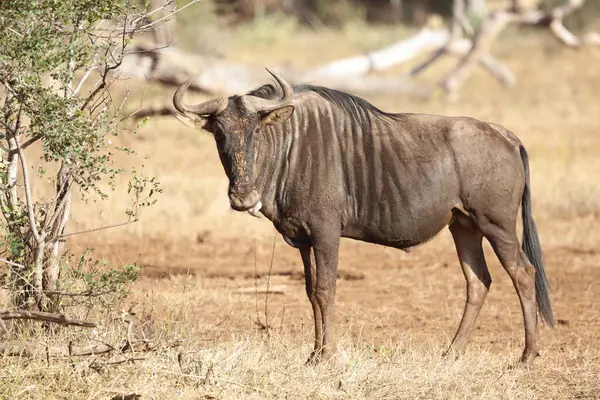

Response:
(441, 0), (598, 95)
(0, 310), (96, 327)
(302, 28), (453, 81)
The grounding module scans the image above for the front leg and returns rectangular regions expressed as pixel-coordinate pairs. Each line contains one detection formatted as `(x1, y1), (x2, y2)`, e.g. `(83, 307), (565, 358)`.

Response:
(299, 245), (323, 364)
(310, 221), (341, 361)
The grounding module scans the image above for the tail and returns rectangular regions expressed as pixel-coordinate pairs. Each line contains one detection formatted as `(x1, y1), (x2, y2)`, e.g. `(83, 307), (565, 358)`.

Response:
(520, 146), (555, 327)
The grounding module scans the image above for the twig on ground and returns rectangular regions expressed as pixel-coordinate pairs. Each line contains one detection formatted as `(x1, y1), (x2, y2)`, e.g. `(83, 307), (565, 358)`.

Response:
(0, 338), (183, 357)
(108, 392), (142, 400)
(93, 356), (146, 368)
(236, 285), (287, 295)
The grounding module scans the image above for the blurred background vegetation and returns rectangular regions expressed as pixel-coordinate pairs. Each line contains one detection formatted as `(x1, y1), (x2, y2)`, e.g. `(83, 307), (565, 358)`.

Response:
(177, 0), (600, 27)
(171, 0), (600, 57)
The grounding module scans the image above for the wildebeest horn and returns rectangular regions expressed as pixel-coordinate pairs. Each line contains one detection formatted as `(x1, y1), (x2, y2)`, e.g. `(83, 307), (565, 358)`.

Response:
(173, 79), (228, 116)
(242, 68), (295, 112)
(266, 67), (293, 101)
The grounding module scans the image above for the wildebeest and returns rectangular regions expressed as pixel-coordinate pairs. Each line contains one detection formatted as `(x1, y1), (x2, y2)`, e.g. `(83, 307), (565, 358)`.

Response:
(173, 69), (554, 364)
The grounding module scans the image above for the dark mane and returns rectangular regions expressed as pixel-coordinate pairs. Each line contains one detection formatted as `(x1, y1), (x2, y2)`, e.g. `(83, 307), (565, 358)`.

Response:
(246, 83), (397, 132)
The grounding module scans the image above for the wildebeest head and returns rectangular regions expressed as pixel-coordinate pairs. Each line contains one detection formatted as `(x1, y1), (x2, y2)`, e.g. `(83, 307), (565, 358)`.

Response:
(173, 69), (295, 214)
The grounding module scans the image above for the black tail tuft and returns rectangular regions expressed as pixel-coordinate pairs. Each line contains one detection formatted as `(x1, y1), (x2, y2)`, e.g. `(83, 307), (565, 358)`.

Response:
(520, 146), (555, 327)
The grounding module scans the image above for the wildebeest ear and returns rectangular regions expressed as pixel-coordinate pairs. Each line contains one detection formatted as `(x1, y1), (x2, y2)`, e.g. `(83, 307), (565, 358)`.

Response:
(259, 105), (294, 127)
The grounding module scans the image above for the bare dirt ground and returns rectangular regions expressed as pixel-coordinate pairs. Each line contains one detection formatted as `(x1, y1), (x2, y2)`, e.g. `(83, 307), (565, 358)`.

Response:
(2, 23), (600, 399)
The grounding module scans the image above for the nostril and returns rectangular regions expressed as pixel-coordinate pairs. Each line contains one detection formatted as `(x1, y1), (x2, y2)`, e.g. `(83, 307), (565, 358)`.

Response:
(228, 192), (245, 211)
(229, 186), (246, 201)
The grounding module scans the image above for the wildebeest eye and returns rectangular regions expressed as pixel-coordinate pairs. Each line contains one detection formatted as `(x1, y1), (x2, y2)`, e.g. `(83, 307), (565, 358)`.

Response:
(211, 122), (227, 141)
(209, 120), (224, 134)
(211, 123), (231, 153)
(214, 129), (226, 145)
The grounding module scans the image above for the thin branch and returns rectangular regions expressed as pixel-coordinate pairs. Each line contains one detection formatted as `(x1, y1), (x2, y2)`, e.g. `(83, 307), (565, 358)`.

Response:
(12, 133), (42, 244)
(119, 82), (148, 122)
(129, 103), (178, 121)
(129, 0), (201, 34)
(108, 82), (130, 120)
(0, 309), (96, 327)
(44, 289), (114, 298)
(92, 356), (146, 368)
(55, 219), (137, 240)
(146, 0), (177, 18)
(81, 56), (123, 112)
(253, 239), (261, 328)
(264, 234), (277, 330)
(0, 261), (43, 297)
(0, 118), (15, 134)
(1, 119), (39, 154)
(17, 134), (42, 151)
(0, 257), (26, 269)
(73, 56), (98, 96)
(124, 43), (171, 55)
(6, 136), (19, 206)
(0, 338), (182, 358)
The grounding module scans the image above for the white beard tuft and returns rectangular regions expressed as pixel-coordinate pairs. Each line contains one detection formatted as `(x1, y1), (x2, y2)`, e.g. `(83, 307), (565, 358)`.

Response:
(248, 200), (262, 218)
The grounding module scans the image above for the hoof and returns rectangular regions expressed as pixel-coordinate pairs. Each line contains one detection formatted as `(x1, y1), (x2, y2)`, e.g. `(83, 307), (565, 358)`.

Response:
(305, 351), (322, 365)
(520, 349), (540, 364)
(442, 346), (464, 360)
(305, 348), (334, 365)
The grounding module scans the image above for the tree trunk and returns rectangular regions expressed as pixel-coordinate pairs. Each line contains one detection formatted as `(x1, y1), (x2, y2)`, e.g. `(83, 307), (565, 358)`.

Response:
(44, 162), (71, 312)
(466, 0), (487, 18)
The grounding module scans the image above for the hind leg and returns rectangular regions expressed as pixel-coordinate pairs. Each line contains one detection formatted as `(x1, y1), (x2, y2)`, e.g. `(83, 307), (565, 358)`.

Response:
(445, 216), (491, 357)
(482, 223), (539, 363)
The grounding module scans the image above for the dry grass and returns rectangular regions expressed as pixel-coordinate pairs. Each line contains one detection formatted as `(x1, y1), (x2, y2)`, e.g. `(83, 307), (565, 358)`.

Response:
(2, 331), (599, 399)
(2, 15), (600, 399)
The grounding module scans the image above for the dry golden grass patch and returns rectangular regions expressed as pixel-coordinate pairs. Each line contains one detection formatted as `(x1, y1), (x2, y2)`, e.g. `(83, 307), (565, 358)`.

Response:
(1, 304), (598, 399)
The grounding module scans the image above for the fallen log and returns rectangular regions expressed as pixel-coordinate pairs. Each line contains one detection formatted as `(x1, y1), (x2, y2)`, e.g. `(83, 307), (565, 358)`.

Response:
(119, 42), (264, 95)
(301, 28), (454, 81)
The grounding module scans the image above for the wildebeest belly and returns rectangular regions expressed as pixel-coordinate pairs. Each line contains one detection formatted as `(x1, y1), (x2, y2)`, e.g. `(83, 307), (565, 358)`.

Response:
(340, 157), (460, 250)
(342, 204), (455, 249)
